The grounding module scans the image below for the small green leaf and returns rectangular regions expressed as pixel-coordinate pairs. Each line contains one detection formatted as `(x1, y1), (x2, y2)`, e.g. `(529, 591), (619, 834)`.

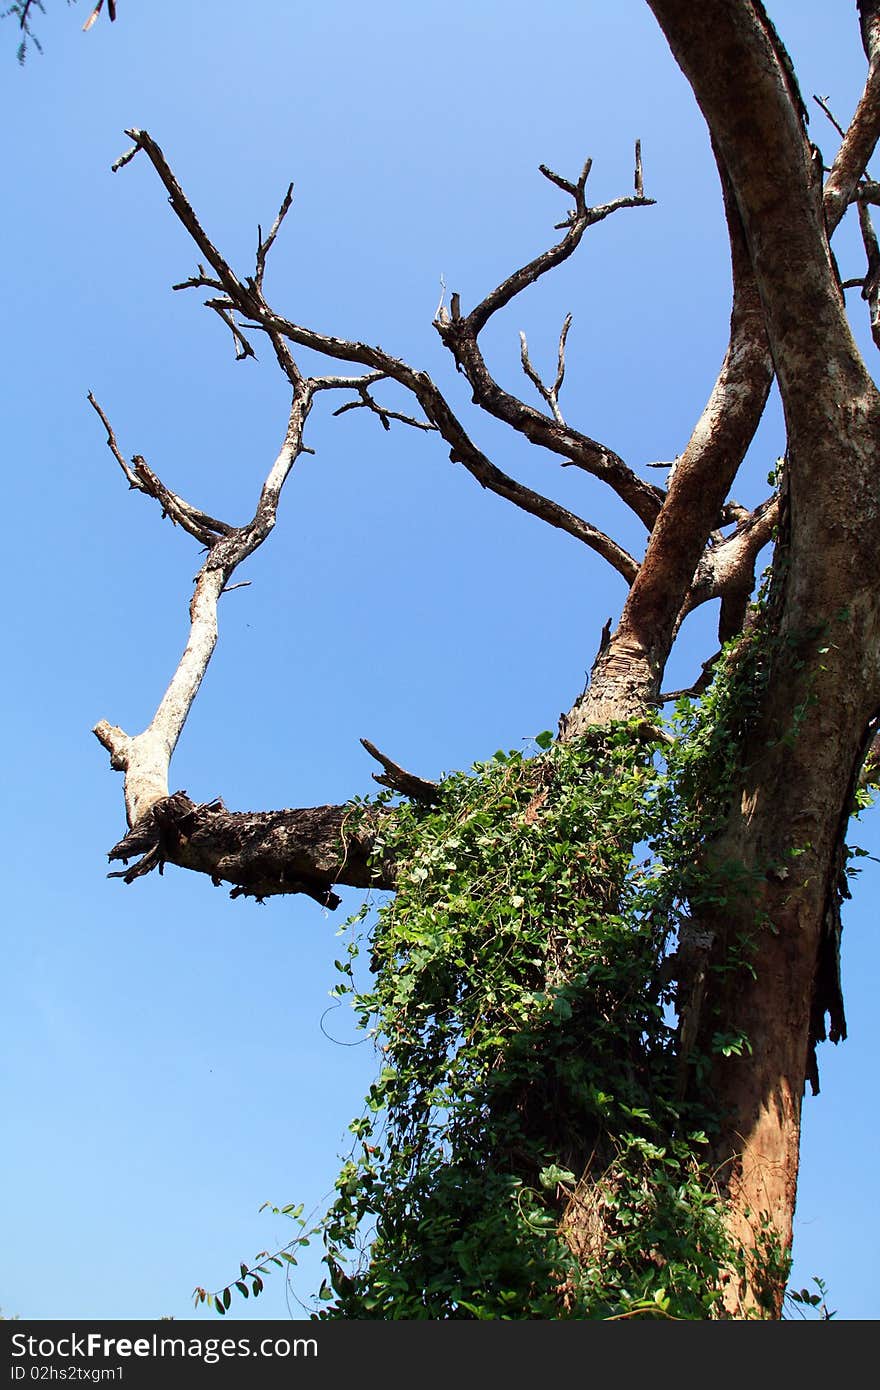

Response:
(534, 730), (554, 750)
(538, 1164), (576, 1189)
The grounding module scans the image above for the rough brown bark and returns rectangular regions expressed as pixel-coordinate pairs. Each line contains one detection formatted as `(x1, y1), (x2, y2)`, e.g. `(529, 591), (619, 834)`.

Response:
(563, 158), (773, 732)
(646, 0), (880, 1315)
(106, 792), (390, 906)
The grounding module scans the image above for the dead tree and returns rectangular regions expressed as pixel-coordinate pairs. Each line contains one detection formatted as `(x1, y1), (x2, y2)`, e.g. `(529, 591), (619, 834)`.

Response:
(91, 2), (880, 1317)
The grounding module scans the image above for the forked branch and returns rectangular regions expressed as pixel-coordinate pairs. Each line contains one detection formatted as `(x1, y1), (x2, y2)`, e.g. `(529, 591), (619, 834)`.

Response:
(519, 313), (572, 426)
(94, 381), (315, 828)
(116, 128), (641, 579)
(87, 392), (234, 546)
(434, 151), (663, 529)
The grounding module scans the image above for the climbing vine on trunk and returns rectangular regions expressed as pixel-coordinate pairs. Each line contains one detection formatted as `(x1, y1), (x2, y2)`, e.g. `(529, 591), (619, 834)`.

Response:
(201, 613), (812, 1320)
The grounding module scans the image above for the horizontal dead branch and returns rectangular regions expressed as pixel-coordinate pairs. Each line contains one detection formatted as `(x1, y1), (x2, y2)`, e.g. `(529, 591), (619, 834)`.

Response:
(331, 383), (438, 433)
(106, 792), (393, 904)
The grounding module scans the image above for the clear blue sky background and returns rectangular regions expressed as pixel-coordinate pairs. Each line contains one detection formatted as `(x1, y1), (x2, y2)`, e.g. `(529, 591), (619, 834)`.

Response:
(1, 0), (877, 1320)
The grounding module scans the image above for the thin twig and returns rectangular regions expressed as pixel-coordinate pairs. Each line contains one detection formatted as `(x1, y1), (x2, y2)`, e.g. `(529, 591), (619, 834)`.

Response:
(87, 391), (140, 489)
(519, 312), (572, 426)
(118, 130), (647, 571)
(332, 387), (437, 432)
(83, 1), (116, 34)
(87, 392), (234, 545)
(111, 143), (139, 174)
(204, 300), (257, 361)
(554, 313), (572, 399)
(634, 138), (644, 197)
(255, 183), (294, 290)
(813, 93), (848, 139)
(172, 273), (226, 293)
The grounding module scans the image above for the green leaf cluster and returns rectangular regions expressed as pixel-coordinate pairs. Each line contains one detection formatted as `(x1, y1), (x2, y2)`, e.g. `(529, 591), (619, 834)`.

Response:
(209, 601), (849, 1318)
(311, 723), (741, 1318)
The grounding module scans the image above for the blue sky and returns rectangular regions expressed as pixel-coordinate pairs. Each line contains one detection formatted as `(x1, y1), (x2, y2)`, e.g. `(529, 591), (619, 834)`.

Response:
(1, 0), (877, 1320)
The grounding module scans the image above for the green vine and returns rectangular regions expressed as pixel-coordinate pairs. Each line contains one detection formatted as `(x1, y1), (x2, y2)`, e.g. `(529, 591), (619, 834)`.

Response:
(206, 600), (851, 1319)
(310, 699), (756, 1320)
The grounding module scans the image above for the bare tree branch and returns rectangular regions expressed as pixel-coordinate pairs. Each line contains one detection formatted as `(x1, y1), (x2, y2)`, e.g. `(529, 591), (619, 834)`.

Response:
(83, 0), (117, 31)
(204, 300), (257, 361)
(434, 156), (663, 529)
(858, 0), (880, 62)
(823, 58), (880, 231)
(117, 129), (640, 578)
(563, 149), (774, 733)
(813, 93), (847, 141)
(116, 129), (257, 314)
(255, 182), (294, 291)
(519, 313), (572, 426)
(104, 793), (392, 903)
(857, 197), (880, 349)
(680, 495), (779, 642)
(467, 155), (653, 334)
(572, 4), (880, 730)
(330, 380), (438, 433)
(87, 392), (233, 546)
(360, 738), (439, 803)
(94, 381), (315, 828)
(575, 4), (880, 730)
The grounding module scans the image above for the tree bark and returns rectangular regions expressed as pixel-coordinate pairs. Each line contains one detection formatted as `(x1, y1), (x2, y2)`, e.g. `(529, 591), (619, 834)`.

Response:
(646, 0), (880, 1315)
(105, 792), (390, 906)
